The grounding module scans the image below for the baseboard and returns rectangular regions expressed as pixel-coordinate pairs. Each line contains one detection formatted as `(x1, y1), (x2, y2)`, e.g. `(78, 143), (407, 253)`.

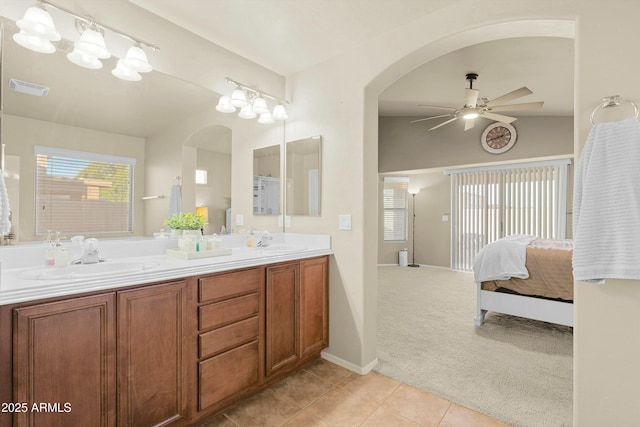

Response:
(320, 351), (378, 375)
(377, 263), (452, 270)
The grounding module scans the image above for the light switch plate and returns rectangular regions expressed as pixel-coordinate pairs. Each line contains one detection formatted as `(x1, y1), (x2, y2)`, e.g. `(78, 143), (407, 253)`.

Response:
(442, 214), (449, 222)
(339, 214), (352, 230)
(236, 214), (244, 226)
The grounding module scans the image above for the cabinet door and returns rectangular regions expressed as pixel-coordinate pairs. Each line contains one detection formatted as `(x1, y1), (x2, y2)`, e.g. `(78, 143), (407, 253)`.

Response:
(265, 262), (299, 376)
(13, 293), (116, 427)
(300, 257), (329, 358)
(117, 281), (186, 427)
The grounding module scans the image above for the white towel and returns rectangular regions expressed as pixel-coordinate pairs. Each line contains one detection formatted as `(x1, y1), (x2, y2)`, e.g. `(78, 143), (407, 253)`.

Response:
(0, 171), (11, 235)
(472, 235), (536, 283)
(168, 183), (182, 217)
(573, 117), (640, 283)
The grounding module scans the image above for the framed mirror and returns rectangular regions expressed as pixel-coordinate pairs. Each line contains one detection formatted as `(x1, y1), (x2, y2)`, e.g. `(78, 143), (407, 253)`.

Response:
(253, 144), (281, 216)
(286, 135), (321, 216)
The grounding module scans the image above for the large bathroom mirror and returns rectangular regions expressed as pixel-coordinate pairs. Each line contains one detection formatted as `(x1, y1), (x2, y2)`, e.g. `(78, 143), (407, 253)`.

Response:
(253, 145), (281, 216)
(286, 135), (321, 216)
(1, 16), (240, 241)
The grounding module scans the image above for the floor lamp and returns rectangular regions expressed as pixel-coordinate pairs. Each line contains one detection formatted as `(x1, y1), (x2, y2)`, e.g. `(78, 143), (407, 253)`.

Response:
(407, 187), (420, 267)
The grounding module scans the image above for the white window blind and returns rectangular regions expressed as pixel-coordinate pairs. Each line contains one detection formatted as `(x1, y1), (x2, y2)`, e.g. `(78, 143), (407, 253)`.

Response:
(34, 146), (135, 235)
(383, 177), (409, 241)
(446, 159), (570, 271)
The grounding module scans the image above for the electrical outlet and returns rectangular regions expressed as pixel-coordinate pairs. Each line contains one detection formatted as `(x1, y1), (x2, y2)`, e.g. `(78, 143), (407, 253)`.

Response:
(236, 214), (244, 226)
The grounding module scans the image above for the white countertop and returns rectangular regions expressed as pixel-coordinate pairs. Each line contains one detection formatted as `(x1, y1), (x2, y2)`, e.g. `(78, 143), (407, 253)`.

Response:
(0, 233), (332, 305)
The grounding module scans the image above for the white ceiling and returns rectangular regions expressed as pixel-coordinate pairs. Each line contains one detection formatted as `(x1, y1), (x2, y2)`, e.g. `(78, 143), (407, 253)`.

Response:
(127, 0), (456, 76)
(2, 0), (574, 138)
(129, 0), (575, 118)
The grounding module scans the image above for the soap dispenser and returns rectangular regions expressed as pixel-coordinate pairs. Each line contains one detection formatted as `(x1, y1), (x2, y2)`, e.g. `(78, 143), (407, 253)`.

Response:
(246, 229), (255, 248)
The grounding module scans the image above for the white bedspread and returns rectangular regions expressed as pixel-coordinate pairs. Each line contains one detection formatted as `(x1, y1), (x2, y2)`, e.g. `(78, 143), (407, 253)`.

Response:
(573, 117), (640, 283)
(472, 235), (536, 283)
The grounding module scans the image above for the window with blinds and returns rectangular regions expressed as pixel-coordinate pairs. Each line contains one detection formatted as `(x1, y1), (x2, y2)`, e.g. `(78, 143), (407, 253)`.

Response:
(446, 159), (570, 271)
(34, 146), (135, 236)
(383, 176), (409, 241)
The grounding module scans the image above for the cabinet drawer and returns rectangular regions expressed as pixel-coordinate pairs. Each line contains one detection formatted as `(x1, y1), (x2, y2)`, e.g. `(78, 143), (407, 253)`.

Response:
(199, 316), (259, 359)
(199, 268), (262, 303)
(199, 293), (259, 330)
(199, 340), (259, 411)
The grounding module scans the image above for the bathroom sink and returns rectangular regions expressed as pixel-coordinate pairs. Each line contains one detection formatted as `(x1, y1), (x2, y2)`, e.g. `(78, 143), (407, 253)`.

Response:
(18, 261), (161, 280)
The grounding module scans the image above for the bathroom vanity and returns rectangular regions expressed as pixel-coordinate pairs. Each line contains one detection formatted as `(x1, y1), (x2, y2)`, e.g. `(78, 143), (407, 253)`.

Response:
(0, 234), (330, 427)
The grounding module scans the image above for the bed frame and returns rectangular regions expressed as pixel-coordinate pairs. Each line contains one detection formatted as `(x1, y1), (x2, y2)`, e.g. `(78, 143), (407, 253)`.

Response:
(474, 282), (573, 327)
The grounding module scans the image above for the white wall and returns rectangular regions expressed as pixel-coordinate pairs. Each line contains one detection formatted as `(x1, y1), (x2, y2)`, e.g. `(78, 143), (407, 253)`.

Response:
(289, 1), (640, 424)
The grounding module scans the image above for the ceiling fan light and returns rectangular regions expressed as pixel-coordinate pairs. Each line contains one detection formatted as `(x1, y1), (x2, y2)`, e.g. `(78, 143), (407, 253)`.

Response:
(215, 95), (237, 113)
(252, 96), (269, 114)
(122, 44), (152, 73)
(230, 87), (248, 107)
(13, 29), (56, 53)
(238, 105), (257, 119)
(76, 27), (111, 59)
(67, 47), (103, 69)
(257, 112), (274, 124)
(112, 59), (142, 81)
(17, 6), (61, 41)
(463, 111), (479, 120)
(272, 104), (288, 120)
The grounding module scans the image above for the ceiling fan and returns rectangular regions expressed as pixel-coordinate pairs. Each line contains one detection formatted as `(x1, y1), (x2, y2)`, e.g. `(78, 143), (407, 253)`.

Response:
(411, 73), (544, 131)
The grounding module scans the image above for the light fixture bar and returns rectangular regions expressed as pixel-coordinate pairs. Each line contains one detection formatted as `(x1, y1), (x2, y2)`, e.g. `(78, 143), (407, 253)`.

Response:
(41, 0), (160, 51)
(225, 77), (289, 105)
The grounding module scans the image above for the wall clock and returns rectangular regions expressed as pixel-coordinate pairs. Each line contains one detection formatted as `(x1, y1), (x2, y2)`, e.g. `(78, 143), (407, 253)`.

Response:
(481, 122), (517, 154)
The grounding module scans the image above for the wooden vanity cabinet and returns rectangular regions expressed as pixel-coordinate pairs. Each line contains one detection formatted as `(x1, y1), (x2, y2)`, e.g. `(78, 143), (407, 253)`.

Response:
(196, 267), (264, 414)
(10, 279), (187, 427)
(266, 257), (329, 377)
(299, 256), (329, 358)
(12, 293), (117, 427)
(117, 280), (187, 427)
(3, 255), (328, 427)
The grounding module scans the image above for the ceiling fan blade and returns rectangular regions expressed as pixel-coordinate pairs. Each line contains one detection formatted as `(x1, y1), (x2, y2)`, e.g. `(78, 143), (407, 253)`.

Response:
(464, 118), (475, 131)
(429, 117), (458, 131)
(486, 101), (544, 112)
(481, 112), (518, 123)
(418, 104), (458, 111)
(464, 88), (479, 108)
(485, 87), (533, 108)
(410, 114), (453, 123)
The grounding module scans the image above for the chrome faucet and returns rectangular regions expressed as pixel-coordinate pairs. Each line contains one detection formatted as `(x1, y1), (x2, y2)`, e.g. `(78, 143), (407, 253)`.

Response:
(72, 238), (106, 264)
(257, 231), (273, 247)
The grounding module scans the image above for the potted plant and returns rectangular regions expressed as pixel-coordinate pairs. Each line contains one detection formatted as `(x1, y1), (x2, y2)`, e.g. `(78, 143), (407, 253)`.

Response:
(165, 213), (208, 249)
(165, 212), (207, 231)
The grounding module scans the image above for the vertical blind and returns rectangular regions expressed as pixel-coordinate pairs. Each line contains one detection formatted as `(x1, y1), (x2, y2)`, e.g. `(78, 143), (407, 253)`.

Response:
(383, 176), (409, 241)
(34, 146), (135, 235)
(447, 159), (570, 271)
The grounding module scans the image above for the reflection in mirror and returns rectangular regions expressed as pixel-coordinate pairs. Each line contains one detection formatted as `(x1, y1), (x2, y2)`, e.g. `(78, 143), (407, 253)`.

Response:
(184, 126), (232, 235)
(286, 136), (321, 216)
(1, 17), (228, 241)
(253, 145), (281, 216)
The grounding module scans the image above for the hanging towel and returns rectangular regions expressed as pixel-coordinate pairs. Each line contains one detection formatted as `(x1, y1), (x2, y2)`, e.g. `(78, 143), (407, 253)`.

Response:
(168, 183), (182, 217)
(573, 116), (640, 283)
(0, 171), (11, 235)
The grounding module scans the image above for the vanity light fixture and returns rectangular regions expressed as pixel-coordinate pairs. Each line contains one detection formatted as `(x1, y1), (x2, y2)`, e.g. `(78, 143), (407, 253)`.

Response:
(216, 77), (290, 124)
(13, 1), (159, 82)
(12, 4), (61, 53)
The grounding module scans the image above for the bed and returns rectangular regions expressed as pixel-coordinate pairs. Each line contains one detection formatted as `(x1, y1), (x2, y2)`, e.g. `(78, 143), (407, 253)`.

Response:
(473, 236), (573, 327)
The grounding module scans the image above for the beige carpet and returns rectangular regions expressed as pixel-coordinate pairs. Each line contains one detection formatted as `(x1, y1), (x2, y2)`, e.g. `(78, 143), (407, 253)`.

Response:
(374, 266), (573, 427)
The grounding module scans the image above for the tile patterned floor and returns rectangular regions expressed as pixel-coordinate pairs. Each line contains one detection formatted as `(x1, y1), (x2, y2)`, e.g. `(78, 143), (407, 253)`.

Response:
(200, 359), (510, 427)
